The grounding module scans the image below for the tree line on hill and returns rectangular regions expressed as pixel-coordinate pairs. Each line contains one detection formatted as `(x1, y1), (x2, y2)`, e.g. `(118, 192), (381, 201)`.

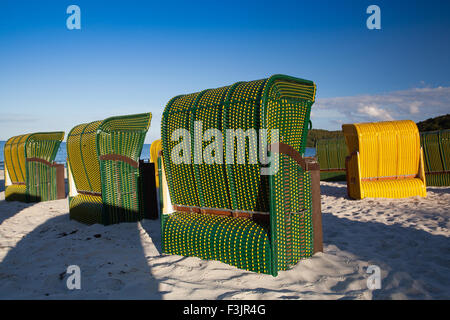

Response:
(306, 114), (450, 147)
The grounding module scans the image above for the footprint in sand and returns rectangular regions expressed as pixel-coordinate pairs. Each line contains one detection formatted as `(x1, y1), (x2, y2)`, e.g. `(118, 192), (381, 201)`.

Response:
(97, 278), (124, 291)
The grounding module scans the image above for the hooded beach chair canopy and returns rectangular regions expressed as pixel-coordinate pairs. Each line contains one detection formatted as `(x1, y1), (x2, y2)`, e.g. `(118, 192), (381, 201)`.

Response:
(4, 132), (65, 202)
(66, 113), (152, 225)
(420, 129), (450, 186)
(159, 74), (321, 276)
(315, 136), (348, 181)
(343, 120), (427, 199)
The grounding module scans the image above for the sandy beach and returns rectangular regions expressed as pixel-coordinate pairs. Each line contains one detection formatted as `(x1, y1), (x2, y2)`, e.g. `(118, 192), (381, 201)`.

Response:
(0, 169), (448, 299)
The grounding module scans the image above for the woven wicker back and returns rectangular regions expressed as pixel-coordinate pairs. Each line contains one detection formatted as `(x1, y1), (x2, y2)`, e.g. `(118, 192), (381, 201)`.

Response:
(161, 75), (317, 275)
(441, 130), (450, 171)
(4, 132), (64, 202)
(162, 92), (202, 207)
(150, 139), (162, 188)
(343, 120), (421, 179)
(26, 133), (64, 161)
(162, 75), (316, 211)
(224, 80), (267, 211)
(421, 129), (450, 186)
(67, 121), (103, 194)
(4, 134), (31, 184)
(316, 137), (347, 171)
(262, 76), (316, 271)
(67, 113), (151, 225)
(98, 113), (151, 223)
(150, 139), (162, 164)
(4, 132), (63, 182)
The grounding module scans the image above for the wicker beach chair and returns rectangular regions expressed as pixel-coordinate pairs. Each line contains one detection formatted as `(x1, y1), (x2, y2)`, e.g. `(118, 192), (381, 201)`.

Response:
(4, 132), (65, 202)
(66, 113), (152, 225)
(420, 129), (450, 186)
(159, 74), (323, 276)
(150, 139), (162, 188)
(343, 120), (427, 199)
(316, 137), (348, 181)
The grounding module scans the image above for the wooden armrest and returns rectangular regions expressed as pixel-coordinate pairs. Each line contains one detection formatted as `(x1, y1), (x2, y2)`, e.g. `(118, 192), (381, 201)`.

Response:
(99, 154), (139, 168)
(268, 142), (320, 171)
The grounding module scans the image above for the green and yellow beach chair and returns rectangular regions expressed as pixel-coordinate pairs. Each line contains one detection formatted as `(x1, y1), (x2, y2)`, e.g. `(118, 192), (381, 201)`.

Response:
(66, 113), (152, 225)
(315, 137), (348, 181)
(4, 132), (65, 202)
(159, 74), (323, 276)
(343, 120), (427, 199)
(420, 129), (450, 186)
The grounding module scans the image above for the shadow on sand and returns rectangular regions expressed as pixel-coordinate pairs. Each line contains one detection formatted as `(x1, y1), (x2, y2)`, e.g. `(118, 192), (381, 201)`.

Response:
(321, 180), (450, 199)
(426, 186), (450, 195)
(0, 206), (163, 299)
(320, 181), (450, 299)
(0, 178), (70, 225)
(322, 213), (450, 299)
(1, 177), (448, 299)
(319, 181), (349, 198)
(0, 199), (37, 225)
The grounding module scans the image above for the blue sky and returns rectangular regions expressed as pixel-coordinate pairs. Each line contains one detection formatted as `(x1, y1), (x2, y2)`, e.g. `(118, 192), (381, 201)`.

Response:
(0, 0), (449, 142)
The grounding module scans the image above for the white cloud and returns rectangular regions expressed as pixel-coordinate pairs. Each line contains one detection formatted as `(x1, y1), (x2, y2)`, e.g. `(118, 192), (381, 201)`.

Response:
(409, 101), (421, 114)
(315, 86), (450, 128)
(357, 104), (394, 121)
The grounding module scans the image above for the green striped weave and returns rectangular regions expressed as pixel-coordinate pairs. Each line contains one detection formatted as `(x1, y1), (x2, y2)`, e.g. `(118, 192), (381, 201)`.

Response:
(161, 74), (316, 276)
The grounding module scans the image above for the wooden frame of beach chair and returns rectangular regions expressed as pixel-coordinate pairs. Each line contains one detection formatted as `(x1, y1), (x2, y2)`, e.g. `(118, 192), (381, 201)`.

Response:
(343, 120), (427, 199)
(4, 132), (65, 202)
(420, 129), (450, 186)
(315, 137), (348, 181)
(159, 75), (323, 276)
(66, 113), (153, 225)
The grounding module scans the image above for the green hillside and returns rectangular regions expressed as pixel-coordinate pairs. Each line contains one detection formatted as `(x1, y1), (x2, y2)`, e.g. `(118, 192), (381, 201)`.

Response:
(306, 114), (450, 147)
(416, 114), (450, 132)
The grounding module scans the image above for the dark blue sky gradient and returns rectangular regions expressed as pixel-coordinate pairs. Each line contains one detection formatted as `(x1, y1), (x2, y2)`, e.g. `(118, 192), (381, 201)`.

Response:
(0, 0), (449, 141)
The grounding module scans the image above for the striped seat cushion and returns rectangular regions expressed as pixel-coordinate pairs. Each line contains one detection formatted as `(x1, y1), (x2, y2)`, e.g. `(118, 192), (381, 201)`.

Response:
(361, 178), (426, 199)
(5, 185), (27, 202)
(163, 212), (272, 274)
(69, 194), (103, 225)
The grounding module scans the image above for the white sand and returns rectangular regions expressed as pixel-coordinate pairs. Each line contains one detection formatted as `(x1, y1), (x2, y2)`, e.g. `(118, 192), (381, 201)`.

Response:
(0, 170), (448, 299)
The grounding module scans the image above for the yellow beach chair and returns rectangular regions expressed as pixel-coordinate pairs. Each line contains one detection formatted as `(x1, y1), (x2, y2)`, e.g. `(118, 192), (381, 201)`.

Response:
(342, 120), (427, 199)
(4, 132), (65, 202)
(150, 139), (162, 188)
